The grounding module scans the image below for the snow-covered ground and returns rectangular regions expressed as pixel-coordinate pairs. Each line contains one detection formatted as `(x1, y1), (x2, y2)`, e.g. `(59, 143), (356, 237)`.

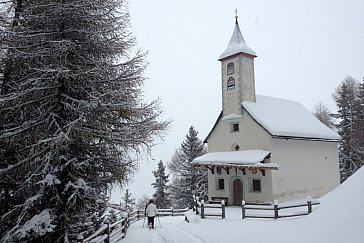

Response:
(121, 167), (364, 243)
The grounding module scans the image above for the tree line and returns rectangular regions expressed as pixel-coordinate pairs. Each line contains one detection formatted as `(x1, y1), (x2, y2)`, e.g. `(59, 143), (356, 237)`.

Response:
(120, 126), (207, 211)
(313, 76), (364, 182)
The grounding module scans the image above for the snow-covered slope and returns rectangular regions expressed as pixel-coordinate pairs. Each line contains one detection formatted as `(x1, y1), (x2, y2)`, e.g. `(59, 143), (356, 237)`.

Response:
(287, 166), (364, 242)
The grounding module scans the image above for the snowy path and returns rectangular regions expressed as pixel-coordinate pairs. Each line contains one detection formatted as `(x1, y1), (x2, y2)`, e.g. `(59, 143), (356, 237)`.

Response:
(120, 216), (206, 243)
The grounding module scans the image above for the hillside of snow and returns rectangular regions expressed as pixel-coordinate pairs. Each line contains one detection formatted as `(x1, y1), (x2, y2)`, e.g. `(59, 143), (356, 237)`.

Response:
(122, 167), (364, 243)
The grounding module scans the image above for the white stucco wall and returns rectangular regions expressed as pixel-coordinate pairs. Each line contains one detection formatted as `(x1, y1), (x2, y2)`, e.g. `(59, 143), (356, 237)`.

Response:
(221, 55), (255, 116)
(271, 139), (340, 202)
(221, 56), (241, 115)
(207, 111), (272, 152)
(206, 111), (275, 204)
(239, 56), (255, 102)
(207, 168), (274, 205)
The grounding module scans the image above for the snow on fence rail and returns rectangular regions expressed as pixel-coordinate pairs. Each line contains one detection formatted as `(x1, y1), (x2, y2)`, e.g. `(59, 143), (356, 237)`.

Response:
(77, 217), (128, 243)
(157, 207), (189, 216)
(108, 204), (189, 219)
(129, 207), (189, 219)
(128, 209), (140, 225)
(242, 196), (320, 220)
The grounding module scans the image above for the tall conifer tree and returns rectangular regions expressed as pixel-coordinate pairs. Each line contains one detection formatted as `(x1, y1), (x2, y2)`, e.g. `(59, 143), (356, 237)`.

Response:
(121, 189), (135, 212)
(0, 1), (168, 241)
(168, 126), (207, 208)
(353, 80), (364, 171)
(151, 160), (170, 208)
(333, 76), (363, 182)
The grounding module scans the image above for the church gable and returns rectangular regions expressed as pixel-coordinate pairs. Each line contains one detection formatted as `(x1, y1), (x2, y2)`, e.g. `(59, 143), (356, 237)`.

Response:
(205, 109), (272, 153)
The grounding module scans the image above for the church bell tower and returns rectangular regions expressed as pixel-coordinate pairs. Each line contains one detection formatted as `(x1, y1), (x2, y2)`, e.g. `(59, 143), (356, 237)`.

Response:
(218, 14), (257, 116)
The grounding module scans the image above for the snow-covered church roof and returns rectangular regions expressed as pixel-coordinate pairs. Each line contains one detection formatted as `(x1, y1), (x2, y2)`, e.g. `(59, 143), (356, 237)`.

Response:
(218, 18), (257, 60)
(242, 95), (341, 141)
(193, 150), (278, 170)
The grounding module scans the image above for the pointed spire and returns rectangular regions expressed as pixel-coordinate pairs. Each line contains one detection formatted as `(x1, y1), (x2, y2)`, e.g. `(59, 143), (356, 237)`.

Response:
(218, 13), (257, 61)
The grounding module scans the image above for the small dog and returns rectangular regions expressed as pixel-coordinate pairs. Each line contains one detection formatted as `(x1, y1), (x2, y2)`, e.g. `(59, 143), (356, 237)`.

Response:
(185, 216), (189, 223)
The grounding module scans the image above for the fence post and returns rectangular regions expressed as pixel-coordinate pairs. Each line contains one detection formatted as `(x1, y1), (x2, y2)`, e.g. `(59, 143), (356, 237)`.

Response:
(76, 234), (84, 243)
(192, 195), (196, 212)
(195, 196), (199, 215)
(121, 218), (127, 238)
(195, 200), (199, 215)
(122, 212), (128, 237)
(106, 219), (110, 243)
(242, 200), (245, 219)
(274, 200), (278, 220)
(201, 200), (205, 219)
(307, 196), (312, 214)
(221, 200), (225, 219)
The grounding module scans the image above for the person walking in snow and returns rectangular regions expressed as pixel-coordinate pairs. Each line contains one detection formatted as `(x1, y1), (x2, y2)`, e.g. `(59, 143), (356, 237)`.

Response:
(145, 199), (158, 229)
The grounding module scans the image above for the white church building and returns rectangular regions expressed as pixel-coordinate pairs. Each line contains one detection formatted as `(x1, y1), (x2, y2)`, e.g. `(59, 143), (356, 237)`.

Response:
(192, 17), (341, 205)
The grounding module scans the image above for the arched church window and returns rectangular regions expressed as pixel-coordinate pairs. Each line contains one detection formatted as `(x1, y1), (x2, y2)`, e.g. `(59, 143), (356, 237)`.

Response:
(227, 62), (234, 75)
(227, 77), (235, 90)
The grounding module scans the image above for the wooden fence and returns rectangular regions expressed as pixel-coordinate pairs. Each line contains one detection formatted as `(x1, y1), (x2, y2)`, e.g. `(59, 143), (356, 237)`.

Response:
(200, 200), (225, 219)
(128, 209), (140, 225)
(78, 216), (128, 243)
(157, 208), (189, 217)
(242, 196), (320, 220)
(78, 207), (189, 242)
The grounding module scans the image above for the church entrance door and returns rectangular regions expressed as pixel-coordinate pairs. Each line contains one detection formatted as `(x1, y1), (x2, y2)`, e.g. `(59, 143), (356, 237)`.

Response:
(233, 179), (243, 206)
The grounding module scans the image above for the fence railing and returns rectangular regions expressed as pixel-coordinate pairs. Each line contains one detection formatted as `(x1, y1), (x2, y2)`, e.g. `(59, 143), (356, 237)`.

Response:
(157, 207), (189, 216)
(200, 200), (225, 219)
(128, 209), (140, 225)
(77, 217), (128, 243)
(242, 196), (320, 220)
(78, 207), (189, 242)
(193, 195), (319, 221)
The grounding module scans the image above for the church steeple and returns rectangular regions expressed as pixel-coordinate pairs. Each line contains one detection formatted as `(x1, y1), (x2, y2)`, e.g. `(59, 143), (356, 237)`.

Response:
(218, 14), (257, 61)
(219, 14), (256, 116)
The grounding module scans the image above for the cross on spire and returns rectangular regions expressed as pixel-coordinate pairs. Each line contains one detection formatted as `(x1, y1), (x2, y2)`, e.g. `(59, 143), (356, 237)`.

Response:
(235, 9), (238, 23)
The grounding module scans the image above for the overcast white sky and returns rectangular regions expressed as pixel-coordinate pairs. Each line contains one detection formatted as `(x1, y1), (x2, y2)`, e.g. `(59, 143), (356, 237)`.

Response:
(110, 0), (364, 203)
